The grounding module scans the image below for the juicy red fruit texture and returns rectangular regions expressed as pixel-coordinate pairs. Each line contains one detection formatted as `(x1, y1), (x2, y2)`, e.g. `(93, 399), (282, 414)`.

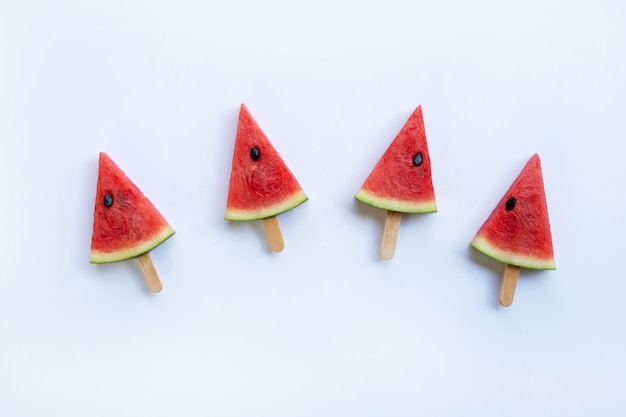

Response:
(249, 164), (284, 196)
(92, 176), (165, 251)
(489, 188), (552, 257)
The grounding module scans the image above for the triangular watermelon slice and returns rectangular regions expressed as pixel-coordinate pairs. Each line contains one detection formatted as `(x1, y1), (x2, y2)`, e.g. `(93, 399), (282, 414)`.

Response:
(471, 154), (555, 270)
(90, 152), (175, 264)
(355, 105), (437, 213)
(225, 104), (308, 221)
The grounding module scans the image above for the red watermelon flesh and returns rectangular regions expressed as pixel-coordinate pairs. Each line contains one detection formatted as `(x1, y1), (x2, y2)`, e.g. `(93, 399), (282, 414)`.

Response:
(471, 154), (555, 270)
(225, 104), (308, 221)
(90, 152), (175, 264)
(355, 105), (437, 213)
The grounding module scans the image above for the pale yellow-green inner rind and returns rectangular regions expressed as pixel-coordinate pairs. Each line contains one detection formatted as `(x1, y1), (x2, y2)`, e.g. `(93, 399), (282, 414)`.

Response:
(470, 235), (556, 270)
(90, 226), (175, 264)
(355, 188), (437, 213)
(225, 190), (308, 221)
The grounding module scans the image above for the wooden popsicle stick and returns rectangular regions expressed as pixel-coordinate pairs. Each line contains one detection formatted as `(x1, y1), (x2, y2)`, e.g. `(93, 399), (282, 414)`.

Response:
(380, 210), (402, 260)
(262, 216), (285, 252)
(136, 252), (163, 293)
(499, 264), (521, 307)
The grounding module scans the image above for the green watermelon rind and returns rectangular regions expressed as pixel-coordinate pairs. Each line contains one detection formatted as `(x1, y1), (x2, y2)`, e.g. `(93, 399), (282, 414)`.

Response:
(470, 235), (556, 270)
(225, 190), (308, 221)
(90, 226), (175, 264)
(355, 188), (437, 214)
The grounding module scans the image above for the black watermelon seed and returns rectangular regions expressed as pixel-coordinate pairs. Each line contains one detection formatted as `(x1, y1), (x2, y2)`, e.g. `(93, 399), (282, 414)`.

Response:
(505, 197), (516, 211)
(413, 152), (423, 166)
(250, 147), (260, 161)
(103, 193), (113, 207)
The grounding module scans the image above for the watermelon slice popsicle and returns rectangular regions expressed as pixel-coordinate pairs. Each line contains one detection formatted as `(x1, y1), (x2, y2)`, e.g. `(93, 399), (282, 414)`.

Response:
(225, 104), (308, 252)
(90, 152), (175, 293)
(470, 154), (555, 306)
(355, 106), (437, 260)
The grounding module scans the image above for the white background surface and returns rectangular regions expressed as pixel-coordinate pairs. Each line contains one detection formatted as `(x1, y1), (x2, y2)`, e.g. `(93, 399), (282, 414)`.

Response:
(1, 1), (625, 415)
